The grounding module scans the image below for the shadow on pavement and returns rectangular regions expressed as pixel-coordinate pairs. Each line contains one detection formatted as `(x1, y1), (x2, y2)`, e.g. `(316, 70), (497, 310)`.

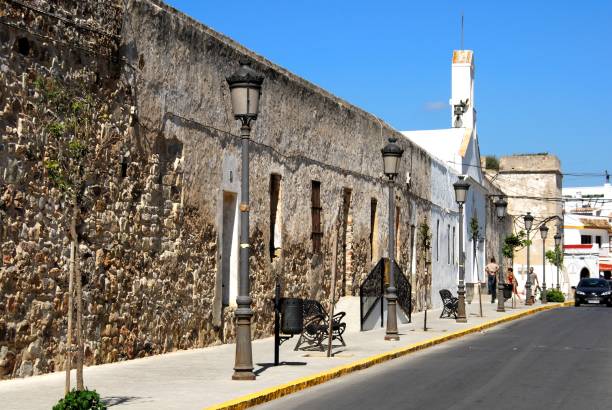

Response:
(254, 361), (307, 376)
(103, 396), (150, 407)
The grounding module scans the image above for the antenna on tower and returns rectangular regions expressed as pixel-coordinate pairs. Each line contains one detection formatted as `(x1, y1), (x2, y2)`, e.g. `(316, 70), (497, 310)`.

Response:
(461, 12), (464, 50)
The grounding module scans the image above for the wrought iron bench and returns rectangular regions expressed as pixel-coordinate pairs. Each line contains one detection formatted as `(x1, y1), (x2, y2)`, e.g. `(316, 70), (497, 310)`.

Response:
(294, 299), (347, 351)
(439, 289), (459, 319)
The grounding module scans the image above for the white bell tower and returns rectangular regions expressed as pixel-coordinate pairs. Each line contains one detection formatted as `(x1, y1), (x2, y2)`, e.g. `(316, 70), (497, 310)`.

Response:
(450, 50), (475, 130)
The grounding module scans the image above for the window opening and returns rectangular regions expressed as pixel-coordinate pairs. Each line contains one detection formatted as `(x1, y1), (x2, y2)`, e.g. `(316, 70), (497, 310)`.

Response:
(269, 174), (282, 259)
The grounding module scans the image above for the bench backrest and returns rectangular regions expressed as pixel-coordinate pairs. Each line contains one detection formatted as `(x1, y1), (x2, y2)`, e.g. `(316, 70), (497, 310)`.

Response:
(439, 289), (454, 302)
(303, 299), (326, 319)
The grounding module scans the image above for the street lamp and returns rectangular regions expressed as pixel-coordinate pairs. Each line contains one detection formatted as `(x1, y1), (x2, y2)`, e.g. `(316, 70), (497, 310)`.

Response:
(523, 212), (534, 305)
(554, 231), (562, 290)
(453, 176), (470, 323)
(540, 224), (549, 304)
(226, 59), (263, 381)
(381, 137), (404, 341)
(494, 197), (507, 312)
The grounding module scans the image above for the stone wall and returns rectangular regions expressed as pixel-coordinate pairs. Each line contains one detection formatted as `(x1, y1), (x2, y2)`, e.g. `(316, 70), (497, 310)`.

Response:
(493, 154), (562, 288)
(0, 0), (446, 379)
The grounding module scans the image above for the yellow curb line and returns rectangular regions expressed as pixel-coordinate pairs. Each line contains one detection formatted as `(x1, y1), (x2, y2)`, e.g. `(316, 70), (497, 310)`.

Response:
(205, 301), (572, 410)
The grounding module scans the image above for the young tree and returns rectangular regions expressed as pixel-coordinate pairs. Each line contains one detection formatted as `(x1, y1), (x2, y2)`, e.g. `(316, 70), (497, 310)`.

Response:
(503, 230), (530, 267)
(37, 72), (120, 392)
(545, 247), (564, 269)
(417, 220), (432, 329)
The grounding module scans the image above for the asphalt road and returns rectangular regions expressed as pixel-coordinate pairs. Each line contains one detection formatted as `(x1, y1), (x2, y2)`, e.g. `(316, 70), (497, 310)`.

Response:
(258, 306), (612, 410)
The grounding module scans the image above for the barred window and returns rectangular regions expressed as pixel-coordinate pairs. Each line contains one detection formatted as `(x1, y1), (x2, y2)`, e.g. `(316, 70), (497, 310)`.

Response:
(311, 181), (322, 253)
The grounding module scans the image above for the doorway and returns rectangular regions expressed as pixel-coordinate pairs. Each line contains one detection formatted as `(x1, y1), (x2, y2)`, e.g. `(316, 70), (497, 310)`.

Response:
(221, 192), (239, 308)
(341, 188), (352, 295)
(580, 268), (590, 279)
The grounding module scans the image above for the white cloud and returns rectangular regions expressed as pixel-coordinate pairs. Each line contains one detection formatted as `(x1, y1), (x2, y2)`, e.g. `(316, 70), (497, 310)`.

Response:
(423, 101), (447, 111)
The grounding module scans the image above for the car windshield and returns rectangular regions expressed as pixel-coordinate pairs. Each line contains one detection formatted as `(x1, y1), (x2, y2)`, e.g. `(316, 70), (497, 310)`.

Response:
(578, 279), (609, 288)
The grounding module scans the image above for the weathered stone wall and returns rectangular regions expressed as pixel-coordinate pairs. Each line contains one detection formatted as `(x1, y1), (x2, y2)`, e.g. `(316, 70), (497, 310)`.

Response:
(493, 154), (562, 293)
(0, 0), (441, 380)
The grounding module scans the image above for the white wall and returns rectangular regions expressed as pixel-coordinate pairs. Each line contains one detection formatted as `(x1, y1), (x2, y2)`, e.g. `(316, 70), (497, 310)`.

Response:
(429, 158), (460, 309)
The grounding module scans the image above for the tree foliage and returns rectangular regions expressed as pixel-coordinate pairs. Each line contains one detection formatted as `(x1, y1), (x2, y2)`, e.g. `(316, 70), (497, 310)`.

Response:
(545, 247), (564, 269)
(469, 216), (480, 241)
(53, 389), (106, 410)
(503, 230), (531, 259)
(418, 220), (432, 252)
(484, 156), (499, 171)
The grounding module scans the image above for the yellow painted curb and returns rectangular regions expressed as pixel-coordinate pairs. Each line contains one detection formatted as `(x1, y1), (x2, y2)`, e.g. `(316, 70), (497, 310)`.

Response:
(205, 301), (572, 410)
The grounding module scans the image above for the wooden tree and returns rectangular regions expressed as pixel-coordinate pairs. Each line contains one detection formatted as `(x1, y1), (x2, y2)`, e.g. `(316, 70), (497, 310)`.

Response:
(36, 72), (119, 393)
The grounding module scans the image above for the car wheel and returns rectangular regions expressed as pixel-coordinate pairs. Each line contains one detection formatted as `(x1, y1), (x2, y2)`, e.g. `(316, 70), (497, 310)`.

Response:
(575, 301), (580, 307)
(607, 303), (612, 308)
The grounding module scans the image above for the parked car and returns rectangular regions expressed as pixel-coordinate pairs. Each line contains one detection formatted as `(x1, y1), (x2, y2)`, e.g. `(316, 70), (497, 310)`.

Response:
(574, 278), (612, 307)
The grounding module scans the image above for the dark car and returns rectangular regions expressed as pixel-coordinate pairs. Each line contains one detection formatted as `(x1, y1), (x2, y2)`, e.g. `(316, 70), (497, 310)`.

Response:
(575, 278), (612, 307)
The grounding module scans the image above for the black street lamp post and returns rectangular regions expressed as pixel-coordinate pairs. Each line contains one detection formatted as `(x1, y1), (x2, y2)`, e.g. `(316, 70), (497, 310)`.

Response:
(554, 231), (562, 290)
(523, 212), (534, 305)
(453, 177), (470, 323)
(226, 59), (264, 381)
(381, 137), (404, 341)
(540, 224), (549, 304)
(494, 197), (508, 312)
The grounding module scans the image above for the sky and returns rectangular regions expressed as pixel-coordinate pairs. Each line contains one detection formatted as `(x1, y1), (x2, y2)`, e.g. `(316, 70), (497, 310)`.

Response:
(165, 0), (611, 187)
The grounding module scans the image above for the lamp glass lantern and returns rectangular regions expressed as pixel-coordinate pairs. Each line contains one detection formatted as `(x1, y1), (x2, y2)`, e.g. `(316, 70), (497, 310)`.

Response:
(524, 212), (534, 231)
(381, 137), (404, 179)
(495, 198), (508, 219)
(554, 232), (562, 247)
(453, 178), (470, 204)
(540, 224), (549, 240)
(226, 59), (264, 119)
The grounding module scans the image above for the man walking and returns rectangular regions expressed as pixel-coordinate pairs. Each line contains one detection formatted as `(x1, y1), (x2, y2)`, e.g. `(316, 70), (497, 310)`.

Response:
(485, 257), (499, 303)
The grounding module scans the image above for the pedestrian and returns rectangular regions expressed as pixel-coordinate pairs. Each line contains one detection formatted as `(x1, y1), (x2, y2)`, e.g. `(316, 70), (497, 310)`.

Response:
(507, 267), (522, 304)
(529, 267), (541, 303)
(485, 257), (499, 303)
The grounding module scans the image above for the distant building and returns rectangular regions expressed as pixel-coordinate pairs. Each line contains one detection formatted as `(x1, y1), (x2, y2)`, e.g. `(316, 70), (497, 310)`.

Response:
(402, 50), (497, 304)
(563, 179), (612, 218)
(562, 213), (612, 280)
(488, 154), (563, 294)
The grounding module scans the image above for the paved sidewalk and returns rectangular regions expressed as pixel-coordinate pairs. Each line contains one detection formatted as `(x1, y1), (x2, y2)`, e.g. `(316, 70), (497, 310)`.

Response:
(0, 300), (566, 410)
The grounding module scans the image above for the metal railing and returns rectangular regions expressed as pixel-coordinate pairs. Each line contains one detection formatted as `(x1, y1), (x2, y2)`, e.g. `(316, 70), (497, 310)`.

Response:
(359, 258), (412, 330)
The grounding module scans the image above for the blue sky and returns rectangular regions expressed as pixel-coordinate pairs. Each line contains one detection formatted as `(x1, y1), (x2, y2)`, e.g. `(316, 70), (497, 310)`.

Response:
(165, 0), (611, 187)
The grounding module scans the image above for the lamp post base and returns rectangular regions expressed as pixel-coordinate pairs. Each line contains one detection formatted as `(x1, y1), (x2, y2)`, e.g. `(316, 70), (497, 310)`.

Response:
(456, 286), (467, 323)
(384, 293), (400, 341)
(542, 284), (547, 304)
(232, 371), (256, 381)
(232, 307), (255, 381)
(525, 285), (533, 305)
(496, 283), (505, 313)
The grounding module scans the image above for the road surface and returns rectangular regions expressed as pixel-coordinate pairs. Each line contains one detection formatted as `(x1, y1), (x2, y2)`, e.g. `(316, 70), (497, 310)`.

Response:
(258, 306), (612, 410)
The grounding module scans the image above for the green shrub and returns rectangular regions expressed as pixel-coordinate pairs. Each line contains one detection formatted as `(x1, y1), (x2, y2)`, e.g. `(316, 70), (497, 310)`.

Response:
(484, 156), (499, 170)
(53, 389), (106, 410)
(546, 289), (565, 303)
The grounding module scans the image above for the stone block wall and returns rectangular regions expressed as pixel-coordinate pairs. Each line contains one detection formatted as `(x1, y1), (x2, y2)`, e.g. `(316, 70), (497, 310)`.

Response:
(0, 0), (447, 380)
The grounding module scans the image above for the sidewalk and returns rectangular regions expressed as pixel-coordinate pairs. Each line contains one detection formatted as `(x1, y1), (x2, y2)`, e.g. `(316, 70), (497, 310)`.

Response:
(0, 300), (568, 410)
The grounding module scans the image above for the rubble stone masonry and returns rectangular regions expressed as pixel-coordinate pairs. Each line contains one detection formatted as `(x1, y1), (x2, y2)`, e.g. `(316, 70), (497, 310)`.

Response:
(0, 0), (448, 379)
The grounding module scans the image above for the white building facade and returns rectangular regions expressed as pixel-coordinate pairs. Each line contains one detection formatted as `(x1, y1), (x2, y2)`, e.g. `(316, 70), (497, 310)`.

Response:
(402, 50), (490, 306)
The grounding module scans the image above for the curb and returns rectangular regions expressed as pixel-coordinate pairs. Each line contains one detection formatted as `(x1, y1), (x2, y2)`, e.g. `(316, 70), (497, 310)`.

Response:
(205, 301), (572, 410)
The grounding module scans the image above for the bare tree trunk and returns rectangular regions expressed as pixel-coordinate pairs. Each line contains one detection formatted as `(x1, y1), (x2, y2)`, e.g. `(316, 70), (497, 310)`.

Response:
(71, 204), (84, 390)
(65, 215), (75, 395)
(327, 230), (338, 357)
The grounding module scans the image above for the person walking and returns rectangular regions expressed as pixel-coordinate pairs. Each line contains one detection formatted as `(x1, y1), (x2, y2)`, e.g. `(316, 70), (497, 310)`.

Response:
(485, 257), (499, 303)
(529, 267), (541, 303)
(507, 267), (522, 306)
